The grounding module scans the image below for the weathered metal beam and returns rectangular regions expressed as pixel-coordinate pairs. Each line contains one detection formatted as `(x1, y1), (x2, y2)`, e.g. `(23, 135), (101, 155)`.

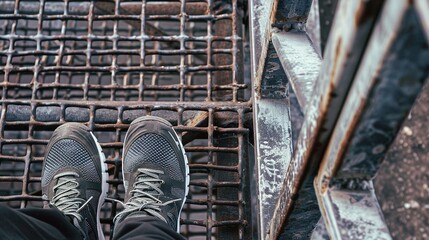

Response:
(320, 182), (391, 240)
(315, 1), (429, 239)
(288, 91), (304, 149)
(305, 0), (321, 55)
(258, 44), (289, 99)
(272, 31), (321, 110)
(306, 0), (339, 57)
(252, 43), (292, 239)
(254, 97), (292, 239)
(250, 1), (314, 237)
(267, 2), (318, 238)
(416, 0), (429, 41)
(249, 0), (277, 90)
(315, 1), (428, 189)
(248, 1), (290, 238)
(267, 1), (384, 238)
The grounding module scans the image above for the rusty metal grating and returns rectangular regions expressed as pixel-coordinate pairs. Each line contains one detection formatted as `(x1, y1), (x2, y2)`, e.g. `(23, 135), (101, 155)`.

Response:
(0, 0), (252, 239)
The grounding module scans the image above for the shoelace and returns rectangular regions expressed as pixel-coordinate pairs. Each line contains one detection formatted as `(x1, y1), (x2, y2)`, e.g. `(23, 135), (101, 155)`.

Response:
(50, 171), (93, 222)
(113, 168), (180, 223)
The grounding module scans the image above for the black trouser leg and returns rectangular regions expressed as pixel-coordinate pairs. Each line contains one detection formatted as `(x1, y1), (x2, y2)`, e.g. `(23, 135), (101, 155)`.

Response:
(0, 204), (81, 240)
(112, 216), (185, 240)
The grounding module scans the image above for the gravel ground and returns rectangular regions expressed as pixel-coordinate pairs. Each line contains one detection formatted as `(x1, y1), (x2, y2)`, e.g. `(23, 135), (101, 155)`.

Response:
(374, 82), (429, 239)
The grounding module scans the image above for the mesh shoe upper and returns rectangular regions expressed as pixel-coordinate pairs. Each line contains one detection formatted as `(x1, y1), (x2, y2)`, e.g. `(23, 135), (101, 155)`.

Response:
(117, 116), (189, 232)
(41, 123), (107, 240)
(124, 133), (183, 181)
(43, 139), (101, 185)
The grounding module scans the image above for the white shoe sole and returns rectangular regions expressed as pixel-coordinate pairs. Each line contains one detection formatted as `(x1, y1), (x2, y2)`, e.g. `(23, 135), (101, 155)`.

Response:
(90, 132), (109, 240)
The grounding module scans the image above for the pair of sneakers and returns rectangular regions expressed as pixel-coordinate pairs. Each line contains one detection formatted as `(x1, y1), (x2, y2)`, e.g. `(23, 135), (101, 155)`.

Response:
(41, 116), (189, 240)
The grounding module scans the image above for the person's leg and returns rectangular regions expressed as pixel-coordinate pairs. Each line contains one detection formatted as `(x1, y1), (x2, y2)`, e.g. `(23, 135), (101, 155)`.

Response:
(0, 205), (81, 240)
(113, 216), (185, 240)
(41, 123), (108, 240)
(112, 116), (189, 240)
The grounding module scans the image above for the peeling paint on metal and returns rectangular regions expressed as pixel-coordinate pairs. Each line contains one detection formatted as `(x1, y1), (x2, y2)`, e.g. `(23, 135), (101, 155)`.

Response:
(321, 183), (392, 240)
(306, 0), (322, 56)
(249, 0), (277, 90)
(272, 31), (321, 110)
(254, 98), (293, 239)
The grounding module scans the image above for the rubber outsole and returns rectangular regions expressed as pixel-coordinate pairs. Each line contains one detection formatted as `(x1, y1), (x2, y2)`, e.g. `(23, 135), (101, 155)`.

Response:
(90, 132), (108, 240)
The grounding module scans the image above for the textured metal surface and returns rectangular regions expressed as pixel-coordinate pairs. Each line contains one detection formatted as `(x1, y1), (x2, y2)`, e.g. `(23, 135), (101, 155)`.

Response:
(249, 0), (276, 92)
(268, 0), (384, 238)
(248, 0), (290, 238)
(305, 0), (321, 56)
(0, 0), (252, 239)
(318, 3), (429, 183)
(249, 1), (315, 238)
(305, 0), (338, 57)
(259, 42), (288, 99)
(0, 1), (209, 16)
(252, 42), (292, 239)
(248, 0), (429, 239)
(320, 183), (391, 240)
(315, 2), (429, 239)
(272, 31), (321, 110)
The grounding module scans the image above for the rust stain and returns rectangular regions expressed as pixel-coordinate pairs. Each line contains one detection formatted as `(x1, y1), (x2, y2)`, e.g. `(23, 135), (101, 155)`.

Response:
(324, 37), (342, 112)
(319, 174), (331, 193)
(331, 38), (342, 83)
(354, 0), (384, 27)
(316, 94), (367, 195)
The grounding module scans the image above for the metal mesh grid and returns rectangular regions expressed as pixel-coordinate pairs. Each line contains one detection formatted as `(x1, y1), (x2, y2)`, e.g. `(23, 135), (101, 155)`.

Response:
(0, 0), (252, 239)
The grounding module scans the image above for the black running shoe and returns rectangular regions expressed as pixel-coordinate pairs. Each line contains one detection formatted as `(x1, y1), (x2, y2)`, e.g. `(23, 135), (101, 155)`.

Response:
(41, 123), (108, 240)
(114, 116), (189, 232)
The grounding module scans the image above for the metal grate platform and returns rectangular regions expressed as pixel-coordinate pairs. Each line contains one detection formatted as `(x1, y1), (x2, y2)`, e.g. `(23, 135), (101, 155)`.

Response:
(0, 0), (253, 239)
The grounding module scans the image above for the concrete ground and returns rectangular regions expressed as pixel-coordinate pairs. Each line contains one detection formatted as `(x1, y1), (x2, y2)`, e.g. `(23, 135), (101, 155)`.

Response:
(375, 81), (429, 239)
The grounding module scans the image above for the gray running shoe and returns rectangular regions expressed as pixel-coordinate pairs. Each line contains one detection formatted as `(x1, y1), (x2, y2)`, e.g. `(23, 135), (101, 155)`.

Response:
(114, 116), (189, 232)
(41, 123), (108, 240)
